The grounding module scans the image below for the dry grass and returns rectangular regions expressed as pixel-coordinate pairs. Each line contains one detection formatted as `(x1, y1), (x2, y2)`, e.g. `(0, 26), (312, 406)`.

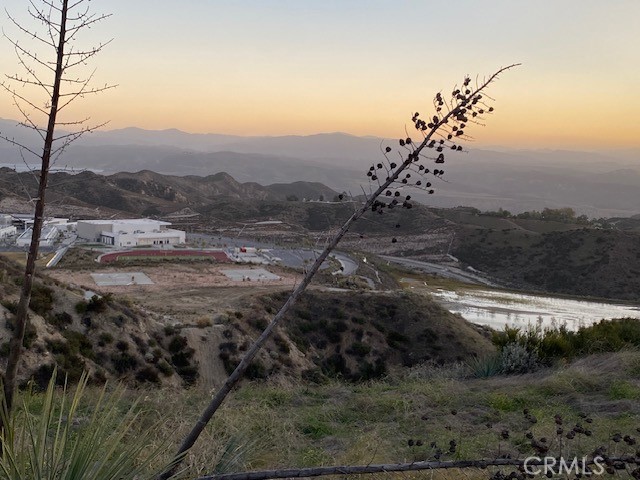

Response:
(0, 251), (55, 267)
(58, 350), (640, 478)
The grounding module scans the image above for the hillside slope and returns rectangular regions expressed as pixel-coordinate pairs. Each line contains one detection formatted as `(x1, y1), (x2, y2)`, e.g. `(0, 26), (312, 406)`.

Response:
(454, 226), (640, 301)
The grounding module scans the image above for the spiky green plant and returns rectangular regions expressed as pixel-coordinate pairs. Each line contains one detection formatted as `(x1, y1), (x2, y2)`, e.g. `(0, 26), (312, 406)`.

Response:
(0, 371), (182, 479)
(466, 354), (502, 378)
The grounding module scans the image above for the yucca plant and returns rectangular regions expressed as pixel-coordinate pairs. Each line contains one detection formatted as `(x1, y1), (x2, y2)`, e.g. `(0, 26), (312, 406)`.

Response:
(467, 354), (502, 378)
(0, 370), (182, 479)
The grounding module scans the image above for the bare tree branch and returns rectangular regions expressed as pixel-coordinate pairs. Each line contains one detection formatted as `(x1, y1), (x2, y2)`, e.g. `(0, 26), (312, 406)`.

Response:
(159, 63), (520, 480)
(0, 0), (113, 425)
(196, 456), (627, 480)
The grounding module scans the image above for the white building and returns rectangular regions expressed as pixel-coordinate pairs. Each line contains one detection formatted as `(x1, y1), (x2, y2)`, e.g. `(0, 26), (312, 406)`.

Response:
(6, 214), (69, 230)
(76, 218), (185, 247)
(16, 225), (60, 247)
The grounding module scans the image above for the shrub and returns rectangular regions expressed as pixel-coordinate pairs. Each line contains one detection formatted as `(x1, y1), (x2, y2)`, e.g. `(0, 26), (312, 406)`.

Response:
(98, 332), (114, 346)
(168, 335), (188, 353)
(176, 365), (199, 385)
(347, 341), (371, 357)
(301, 368), (326, 384)
(321, 353), (350, 378)
(244, 360), (267, 380)
(250, 317), (268, 331)
(386, 331), (409, 349)
(1, 300), (18, 314)
(273, 335), (290, 354)
(63, 330), (95, 360)
(135, 366), (160, 384)
(49, 311), (73, 329)
(493, 319), (640, 364)
(164, 325), (176, 337)
(357, 358), (387, 380)
(6, 317), (37, 348)
(111, 352), (138, 373)
(196, 316), (212, 328)
(86, 294), (111, 313)
(75, 300), (88, 314)
(171, 350), (194, 368)
(52, 354), (85, 385)
(132, 335), (148, 353)
(499, 343), (539, 374)
(29, 283), (55, 316)
(47, 339), (71, 356)
(156, 359), (174, 377)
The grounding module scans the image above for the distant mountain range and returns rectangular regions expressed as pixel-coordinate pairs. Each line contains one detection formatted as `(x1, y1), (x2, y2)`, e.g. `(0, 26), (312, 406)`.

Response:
(0, 167), (340, 217)
(1, 118), (638, 217)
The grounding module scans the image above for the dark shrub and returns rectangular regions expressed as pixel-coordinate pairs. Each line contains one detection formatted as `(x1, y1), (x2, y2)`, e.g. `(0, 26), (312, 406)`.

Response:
(75, 301), (88, 314)
(347, 341), (371, 357)
(29, 284), (55, 316)
(136, 366), (160, 384)
(98, 332), (113, 346)
(244, 360), (267, 380)
(86, 294), (111, 313)
(63, 330), (95, 360)
(50, 311), (73, 329)
(111, 352), (138, 373)
(171, 349), (194, 368)
(168, 335), (188, 353)
(1, 300), (18, 314)
(176, 365), (199, 385)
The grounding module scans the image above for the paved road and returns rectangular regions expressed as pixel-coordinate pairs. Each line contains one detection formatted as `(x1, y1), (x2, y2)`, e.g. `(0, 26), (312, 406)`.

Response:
(331, 252), (358, 275)
(187, 233), (358, 275)
(380, 255), (498, 287)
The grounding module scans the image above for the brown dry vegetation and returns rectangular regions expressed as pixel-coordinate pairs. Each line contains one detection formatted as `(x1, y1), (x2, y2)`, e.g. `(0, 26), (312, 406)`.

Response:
(1, 249), (497, 391)
(87, 349), (640, 478)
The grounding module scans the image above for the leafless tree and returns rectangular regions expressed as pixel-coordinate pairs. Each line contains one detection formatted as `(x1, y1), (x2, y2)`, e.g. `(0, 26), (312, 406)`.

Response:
(0, 0), (114, 415)
(160, 64), (519, 479)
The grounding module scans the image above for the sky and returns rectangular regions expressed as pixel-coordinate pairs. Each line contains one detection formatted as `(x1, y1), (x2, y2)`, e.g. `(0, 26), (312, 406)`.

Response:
(0, 0), (639, 150)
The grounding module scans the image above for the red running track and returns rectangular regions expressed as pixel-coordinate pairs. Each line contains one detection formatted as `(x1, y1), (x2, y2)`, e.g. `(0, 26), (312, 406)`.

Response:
(98, 249), (231, 264)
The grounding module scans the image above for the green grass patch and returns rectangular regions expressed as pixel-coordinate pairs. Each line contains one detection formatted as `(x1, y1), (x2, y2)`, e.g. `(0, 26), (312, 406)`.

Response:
(487, 393), (527, 412)
(609, 380), (640, 400)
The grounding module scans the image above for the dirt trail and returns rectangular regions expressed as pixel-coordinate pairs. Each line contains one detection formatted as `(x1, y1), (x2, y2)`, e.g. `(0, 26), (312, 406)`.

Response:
(182, 326), (228, 389)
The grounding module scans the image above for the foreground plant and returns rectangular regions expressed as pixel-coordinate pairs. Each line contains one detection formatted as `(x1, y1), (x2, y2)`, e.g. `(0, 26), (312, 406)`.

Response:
(159, 64), (519, 478)
(0, 371), (180, 479)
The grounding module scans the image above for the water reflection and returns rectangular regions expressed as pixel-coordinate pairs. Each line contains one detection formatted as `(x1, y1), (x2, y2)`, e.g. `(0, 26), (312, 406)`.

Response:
(430, 289), (640, 331)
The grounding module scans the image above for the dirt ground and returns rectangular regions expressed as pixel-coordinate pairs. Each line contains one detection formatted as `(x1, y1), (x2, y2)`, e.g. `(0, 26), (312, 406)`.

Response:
(48, 263), (300, 324)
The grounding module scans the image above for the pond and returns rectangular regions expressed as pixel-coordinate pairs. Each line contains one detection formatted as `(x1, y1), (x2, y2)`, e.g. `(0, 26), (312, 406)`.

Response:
(429, 288), (640, 331)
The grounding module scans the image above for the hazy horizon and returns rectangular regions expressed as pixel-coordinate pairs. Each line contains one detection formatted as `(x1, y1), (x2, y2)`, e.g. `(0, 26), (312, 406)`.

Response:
(1, 1), (639, 152)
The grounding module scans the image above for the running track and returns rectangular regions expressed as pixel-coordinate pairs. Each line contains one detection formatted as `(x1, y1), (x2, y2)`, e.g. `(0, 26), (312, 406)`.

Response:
(98, 249), (232, 264)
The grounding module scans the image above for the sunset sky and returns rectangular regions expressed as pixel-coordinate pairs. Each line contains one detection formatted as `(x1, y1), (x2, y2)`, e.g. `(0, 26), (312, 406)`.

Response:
(0, 0), (638, 150)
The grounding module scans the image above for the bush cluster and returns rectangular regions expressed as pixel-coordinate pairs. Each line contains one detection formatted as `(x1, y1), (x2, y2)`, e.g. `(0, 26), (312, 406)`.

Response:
(493, 318), (640, 363)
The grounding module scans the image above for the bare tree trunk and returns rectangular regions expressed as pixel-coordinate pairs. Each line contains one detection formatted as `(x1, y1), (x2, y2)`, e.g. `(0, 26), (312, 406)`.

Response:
(3, 0), (68, 414)
(161, 64), (519, 479)
(194, 457), (620, 480)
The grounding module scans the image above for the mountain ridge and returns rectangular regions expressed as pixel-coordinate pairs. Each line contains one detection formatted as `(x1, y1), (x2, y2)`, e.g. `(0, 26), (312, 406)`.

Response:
(1, 118), (639, 217)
